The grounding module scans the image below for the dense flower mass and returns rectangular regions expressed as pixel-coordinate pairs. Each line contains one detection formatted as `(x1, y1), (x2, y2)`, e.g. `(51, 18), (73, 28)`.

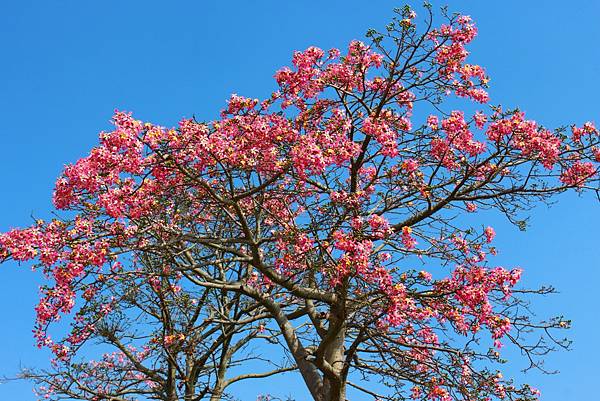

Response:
(1, 5), (598, 401)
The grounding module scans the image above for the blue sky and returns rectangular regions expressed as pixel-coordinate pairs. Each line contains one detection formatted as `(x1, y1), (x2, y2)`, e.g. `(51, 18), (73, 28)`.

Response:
(0, 1), (598, 400)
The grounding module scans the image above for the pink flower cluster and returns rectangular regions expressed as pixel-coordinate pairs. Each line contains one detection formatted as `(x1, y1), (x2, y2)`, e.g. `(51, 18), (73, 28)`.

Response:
(0, 219), (109, 355)
(275, 40), (382, 109)
(362, 112), (412, 157)
(571, 121), (598, 143)
(560, 160), (596, 187)
(435, 265), (522, 338)
(431, 15), (489, 103)
(486, 112), (561, 169)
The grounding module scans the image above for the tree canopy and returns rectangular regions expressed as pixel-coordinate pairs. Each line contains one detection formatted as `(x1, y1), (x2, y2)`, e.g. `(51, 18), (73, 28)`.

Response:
(1, 5), (598, 401)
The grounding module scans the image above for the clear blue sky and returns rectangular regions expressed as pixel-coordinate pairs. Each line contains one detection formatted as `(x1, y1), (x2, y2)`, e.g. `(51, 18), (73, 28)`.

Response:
(0, 1), (598, 400)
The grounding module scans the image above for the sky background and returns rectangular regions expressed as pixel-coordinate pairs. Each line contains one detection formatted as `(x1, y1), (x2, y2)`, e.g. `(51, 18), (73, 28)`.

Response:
(0, 1), (598, 400)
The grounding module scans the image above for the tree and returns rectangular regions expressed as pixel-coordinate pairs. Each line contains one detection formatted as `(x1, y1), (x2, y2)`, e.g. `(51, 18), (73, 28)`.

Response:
(1, 4), (598, 401)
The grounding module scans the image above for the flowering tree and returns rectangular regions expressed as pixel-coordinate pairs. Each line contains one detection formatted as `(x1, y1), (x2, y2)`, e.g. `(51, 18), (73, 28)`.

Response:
(1, 5), (598, 401)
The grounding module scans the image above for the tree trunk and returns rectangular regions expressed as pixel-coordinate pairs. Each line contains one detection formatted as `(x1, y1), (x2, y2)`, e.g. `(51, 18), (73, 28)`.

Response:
(323, 300), (347, 401)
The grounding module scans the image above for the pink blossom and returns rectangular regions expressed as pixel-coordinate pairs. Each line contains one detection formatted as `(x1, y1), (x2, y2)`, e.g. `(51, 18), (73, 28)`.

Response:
(560, 161), (596, 187)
